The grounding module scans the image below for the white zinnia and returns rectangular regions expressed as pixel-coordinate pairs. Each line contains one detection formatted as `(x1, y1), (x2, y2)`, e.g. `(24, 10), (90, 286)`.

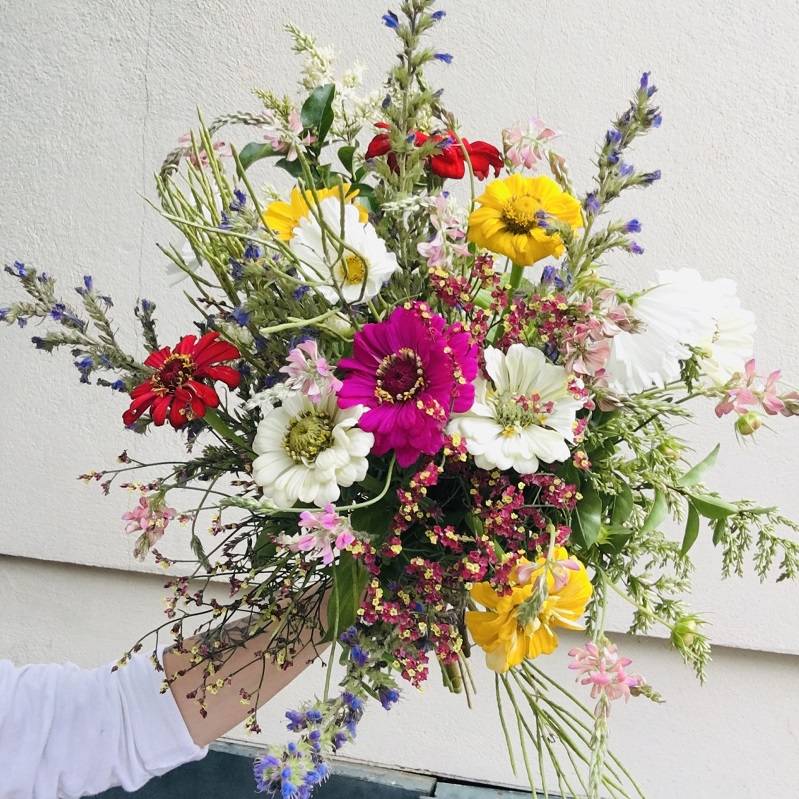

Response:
(252, 390), (373, 508)
(447, 344), (583, 474)
(290, 196), (399, 304)
(604, 268), (754, 395)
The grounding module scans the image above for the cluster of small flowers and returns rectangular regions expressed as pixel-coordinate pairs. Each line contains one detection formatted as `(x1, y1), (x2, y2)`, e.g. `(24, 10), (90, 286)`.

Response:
(568, 641), (645, 716)
(121, 494), (178, 560)
(417, 191), (470, 270)
(501, 117), (560, 171)
(498, 293), (580, 355)
(527, 474), (581, 511)
(714, 358), (799, 435)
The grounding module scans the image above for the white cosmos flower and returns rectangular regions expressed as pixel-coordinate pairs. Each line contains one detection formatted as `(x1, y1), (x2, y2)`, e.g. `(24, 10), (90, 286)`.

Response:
(604, 269), (755, 395)
(252, 390), (373, 508)
(290, 196), (399, 304)
(447, 344), (583, 474)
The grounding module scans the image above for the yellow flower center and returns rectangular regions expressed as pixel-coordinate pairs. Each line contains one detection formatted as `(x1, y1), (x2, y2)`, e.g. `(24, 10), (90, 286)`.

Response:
(342, 254), (368, 285)
(152, 353), (194, 395)
(284, 411), (333, 462)
(501, 195), (541, 234)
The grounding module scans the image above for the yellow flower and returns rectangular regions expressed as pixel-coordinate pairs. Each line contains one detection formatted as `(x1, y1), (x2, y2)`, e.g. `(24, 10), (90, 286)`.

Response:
(467, 174), (582, 265)
(262, 184), (368, 241)
(466, 547), (592, 673)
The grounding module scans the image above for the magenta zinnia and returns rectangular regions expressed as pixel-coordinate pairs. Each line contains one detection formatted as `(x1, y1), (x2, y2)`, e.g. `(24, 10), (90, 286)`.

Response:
(337, 303), (478, 467)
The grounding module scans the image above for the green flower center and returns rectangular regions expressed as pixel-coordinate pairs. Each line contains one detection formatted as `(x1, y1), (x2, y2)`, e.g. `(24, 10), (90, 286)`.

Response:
(501, 195), (540, 234)
(284, 411), (334, 462)
(493, 392), (554, 436)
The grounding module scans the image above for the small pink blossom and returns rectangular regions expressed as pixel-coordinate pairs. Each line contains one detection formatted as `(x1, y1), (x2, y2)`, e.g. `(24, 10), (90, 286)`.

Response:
(418, 192), (470, 269)
(517, 556), (579, 590)
(715, 358), (789, 421)
(502, 118), (560, 171)
(122, 496), (178, 560)
(177, 134), (231, 168)
(568, 641), (644, 715)
(263, 109), (317, 162)
(279, 340), (342, 402)
(280, 504), (356, 565)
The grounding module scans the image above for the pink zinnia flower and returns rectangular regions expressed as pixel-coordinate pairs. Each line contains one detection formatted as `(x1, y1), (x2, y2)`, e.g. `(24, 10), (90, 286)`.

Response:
(337, 303), (478, 467)
(279, 339), (342, 402)
(281, 504), (356, 565)
(122, 495), (178, 560)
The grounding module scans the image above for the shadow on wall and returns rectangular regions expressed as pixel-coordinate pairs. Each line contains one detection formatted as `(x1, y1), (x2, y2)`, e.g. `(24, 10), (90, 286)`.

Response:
(92, 747), (546, 798)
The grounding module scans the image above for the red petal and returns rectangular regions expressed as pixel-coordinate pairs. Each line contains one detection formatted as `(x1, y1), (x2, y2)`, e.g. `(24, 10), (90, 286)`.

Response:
(169, 389), (192, 427)
(429, 148), (465, 179)
(193, 340), (240, 368)
(201, 364), (241, 388)
(188, 380), (220, 407)
(465, 140), (503, 179)
(129, 381), (156, 399)
(174, 334), (198, 356)
(144, 347), (172, 369)
(151, 395), (171, 426)
(365, 133), (391, 159)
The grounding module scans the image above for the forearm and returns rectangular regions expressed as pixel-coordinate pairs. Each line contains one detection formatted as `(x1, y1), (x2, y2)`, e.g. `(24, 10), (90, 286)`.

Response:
(165, 601), (329, 747)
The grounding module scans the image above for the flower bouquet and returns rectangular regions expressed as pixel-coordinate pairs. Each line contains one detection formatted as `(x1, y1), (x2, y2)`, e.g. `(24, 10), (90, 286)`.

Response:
(3, 3), (799, 797)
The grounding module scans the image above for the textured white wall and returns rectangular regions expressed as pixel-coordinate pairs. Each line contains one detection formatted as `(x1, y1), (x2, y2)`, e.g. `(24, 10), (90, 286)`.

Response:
(1, 1), (798, 796)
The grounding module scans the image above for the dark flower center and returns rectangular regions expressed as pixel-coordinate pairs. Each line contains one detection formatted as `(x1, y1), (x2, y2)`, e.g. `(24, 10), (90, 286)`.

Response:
(154, 353), (195, 393)
(375, 347), (426, 403)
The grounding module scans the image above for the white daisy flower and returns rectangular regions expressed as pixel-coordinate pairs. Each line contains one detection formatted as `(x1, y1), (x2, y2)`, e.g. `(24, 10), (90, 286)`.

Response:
(290, 196), (399, 304)
(604, 269), (755, 395)
(252, 390), (373, 508)
(447, 344), (582, 474)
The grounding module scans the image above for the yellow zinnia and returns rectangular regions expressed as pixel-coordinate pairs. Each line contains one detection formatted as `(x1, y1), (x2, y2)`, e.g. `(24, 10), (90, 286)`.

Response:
(467, 174), (582, 265)
(262, 184), (368, 241)
(466, 547), (592, 673)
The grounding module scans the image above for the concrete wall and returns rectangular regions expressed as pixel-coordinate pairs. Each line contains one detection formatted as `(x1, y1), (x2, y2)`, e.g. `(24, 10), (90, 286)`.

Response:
(1, 1), (798, 796)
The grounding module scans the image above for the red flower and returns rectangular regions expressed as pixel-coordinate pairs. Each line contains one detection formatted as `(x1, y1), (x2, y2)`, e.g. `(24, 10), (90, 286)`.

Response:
(365, 123), (502, 181)
(123, 331), (241, 428)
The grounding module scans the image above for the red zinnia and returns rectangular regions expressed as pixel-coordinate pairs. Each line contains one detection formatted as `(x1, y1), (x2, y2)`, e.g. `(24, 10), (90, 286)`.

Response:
(123, 331), (241, 428)
(365, 122), (502, 181)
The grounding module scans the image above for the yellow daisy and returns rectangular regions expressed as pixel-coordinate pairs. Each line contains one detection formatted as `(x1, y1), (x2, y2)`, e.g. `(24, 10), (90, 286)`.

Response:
(466, 547), (592, 673)
(262, 184), (368, 241)
(467, 174), (582, 265)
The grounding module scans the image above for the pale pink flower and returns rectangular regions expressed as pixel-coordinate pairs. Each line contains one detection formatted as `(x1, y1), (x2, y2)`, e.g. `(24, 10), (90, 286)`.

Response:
(417, 192), (470, 269)
(279, 340), (342, 402)
(568, 641), (644, 715)
(715, 358), (787, 418)
(122, 496), (178, 560)
(281, 504), (356, 565)
(264, 109), (317, 162)
(517, 556), (580, 590)
(178, 134), (231, 168)
(502, 118), (560, 171)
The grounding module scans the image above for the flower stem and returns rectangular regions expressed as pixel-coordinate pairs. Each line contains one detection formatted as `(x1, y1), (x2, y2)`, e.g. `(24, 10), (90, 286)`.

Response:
(203, 407), (254, 454)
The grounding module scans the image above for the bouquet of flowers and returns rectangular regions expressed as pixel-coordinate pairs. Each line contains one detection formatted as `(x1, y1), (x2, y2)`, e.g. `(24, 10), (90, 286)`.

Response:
(3, 3), (799, 797)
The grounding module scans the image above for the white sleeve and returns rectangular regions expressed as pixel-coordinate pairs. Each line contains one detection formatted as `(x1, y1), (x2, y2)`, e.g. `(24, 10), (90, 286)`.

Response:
(0, 651), (208, 798)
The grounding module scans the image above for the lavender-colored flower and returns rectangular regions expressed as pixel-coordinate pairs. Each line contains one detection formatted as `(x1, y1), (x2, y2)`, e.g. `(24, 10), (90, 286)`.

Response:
(293, 284), (310, 300)
(244, 241), (261, 260)
(626, 241), (645, 255)
(641, 169), (661, 185)
(431, 9), (446, 20)
(584, 192), (601, 215)
(378, 687), (400, 710)
(624, 219), (642, 234)
(351, 646), (369, 668)
(37, 272), (50, 283)
(382, 10), (399, 28)
(110, 379), (126, 392)
(0, 307), (9, 321)
(230, 188), (248, 212)
(381, 93), (392, 109)
(231, 305), (251, 326)
(50, 303), (66, 321)
(434, 52), (453, 64)
(17, 317), (27, 328)
(6, 261), (27, 278)
(640, 71), (657, 97)
(83, 274), (93, 292)
(229, 258), (244, 280)
(652, 113), (663, 128)
(140, 298), (155, 313)
(339, 626), (359, 647)
(606, 129), (622, 146)
(619, 161), (634, 177)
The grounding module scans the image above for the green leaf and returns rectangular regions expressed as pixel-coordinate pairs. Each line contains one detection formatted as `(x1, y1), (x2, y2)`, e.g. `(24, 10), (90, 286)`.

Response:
(681, 502), (701, 555)
(324, 551), (366, 642)
(251, 526), (278, 570)
(689, 492), (739, 519)
(301, 84), (336, 144)
(351, 499), (395, 544)
(238, 142), (278, 171)
(574, 481), (603, 549)
(274, 157), (304, 179)
(338, 145), (356, 174)
(597, 523), (633, 555)
(677, 444), (720, 487)
(611, 483), (634, 526)
(641, 489), (668, 534)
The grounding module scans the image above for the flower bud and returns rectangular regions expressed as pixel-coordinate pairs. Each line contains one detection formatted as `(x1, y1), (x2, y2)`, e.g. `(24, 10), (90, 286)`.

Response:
(671, 617), (700, 649)
(735, 411), (762, 436)
(658, 436), (683, 461)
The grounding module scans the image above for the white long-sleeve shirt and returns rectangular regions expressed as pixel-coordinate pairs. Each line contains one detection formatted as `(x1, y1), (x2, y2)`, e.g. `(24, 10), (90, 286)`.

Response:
(0, 652), (207, 798)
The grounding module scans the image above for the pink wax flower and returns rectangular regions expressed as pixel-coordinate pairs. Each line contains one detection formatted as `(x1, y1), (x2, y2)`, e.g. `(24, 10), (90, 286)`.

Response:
(568, 641), (644, 715)
(263, 108), (316, 162)
(279, 339), (342, 402)
(418, 192), (470, 270)
(337, 302), (478, 467)
(502, 118), (560, 170)
(715, 358), (789, 424)
(122, 495), (178, 560)
(281, 504), (356, 565)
